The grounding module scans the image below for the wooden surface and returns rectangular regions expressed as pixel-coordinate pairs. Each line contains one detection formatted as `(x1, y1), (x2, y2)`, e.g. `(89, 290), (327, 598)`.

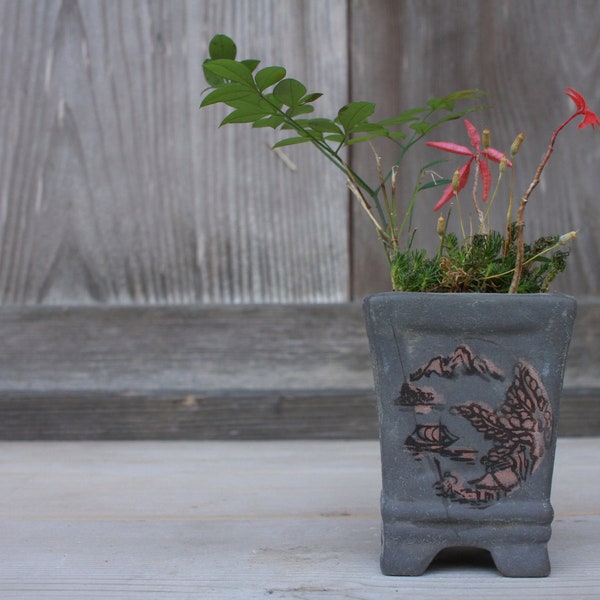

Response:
(0, 302), (598, 439)
(0, 0), (348, 304)
(1, 0), (598, 304)
(1, 1), (599, 439)
(0, 438), (599, 599)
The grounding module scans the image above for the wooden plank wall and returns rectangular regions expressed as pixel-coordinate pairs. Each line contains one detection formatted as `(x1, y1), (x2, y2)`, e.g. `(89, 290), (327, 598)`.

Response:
(1, 0), (599, 303)
(0, 0), (598, 438)
(0, 302), (597, 439)
(0, 0), (349, 305)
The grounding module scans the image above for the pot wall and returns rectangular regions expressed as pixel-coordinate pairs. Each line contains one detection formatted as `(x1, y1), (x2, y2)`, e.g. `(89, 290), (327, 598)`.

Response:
(363, 292), (577, 576)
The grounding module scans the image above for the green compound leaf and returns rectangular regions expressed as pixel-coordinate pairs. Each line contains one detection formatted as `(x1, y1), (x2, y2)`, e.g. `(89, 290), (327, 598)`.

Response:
(410, 122), (433, 135)
(200, 84), (255, 108)
(272, 136), (313, 148)
(273, 79), (307, 109)
(300, 92), (323, 104)
(240, 59), (261, 73)
(202, 59), (226, 88)
(255, 66), (287, 91)
(286, 104), (314, 117)
(252, 115), (285, 129)
(203, 59), (256, 88)
(427, 89), (486, 111)
(223, 98), (273, 113)
(377, 108), (424, 126)
(209, 34), (237, 60)
(307, 118), (343, 134)
(349, 123), (388, 135)
(220, 108), (271, 126)
(336, 101), (375, 133)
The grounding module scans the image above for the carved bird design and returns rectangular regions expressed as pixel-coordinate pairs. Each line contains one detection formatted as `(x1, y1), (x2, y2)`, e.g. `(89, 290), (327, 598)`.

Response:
(450, 361), (553, 481)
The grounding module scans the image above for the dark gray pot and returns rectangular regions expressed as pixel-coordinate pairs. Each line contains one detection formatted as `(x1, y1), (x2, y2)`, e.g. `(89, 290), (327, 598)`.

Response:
(363, 292), (577, 577)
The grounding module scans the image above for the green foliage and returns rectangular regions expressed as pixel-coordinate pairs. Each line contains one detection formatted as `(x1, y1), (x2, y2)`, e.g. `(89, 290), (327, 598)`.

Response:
(200, 34), (575, 294)
(391, 229), (569, 293)
(208, 34), (237, 60)
(201, 34), (485, 168)
(201, 34), (486, 264)
(201, 47), (484, 151)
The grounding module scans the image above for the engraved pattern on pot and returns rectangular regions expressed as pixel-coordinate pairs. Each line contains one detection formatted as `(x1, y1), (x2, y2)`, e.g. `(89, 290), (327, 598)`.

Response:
(399, 345), (552, 508)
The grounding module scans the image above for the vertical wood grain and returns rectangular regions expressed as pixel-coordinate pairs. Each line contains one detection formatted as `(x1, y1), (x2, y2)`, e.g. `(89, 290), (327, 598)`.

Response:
(1, 0), (598, 304)
(0, 0), (349, 304)
(350, 0), (600, 298)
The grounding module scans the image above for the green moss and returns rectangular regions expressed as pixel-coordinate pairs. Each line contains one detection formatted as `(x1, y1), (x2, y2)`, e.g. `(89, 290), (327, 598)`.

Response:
(390, 228), (569, 293)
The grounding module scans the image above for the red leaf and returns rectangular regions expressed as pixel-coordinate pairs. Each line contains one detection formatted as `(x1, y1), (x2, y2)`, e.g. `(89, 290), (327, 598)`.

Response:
(479, 158), (492, 201)
(433, 159), (473, 211)
(426, 141), (474, 156)
(464, 119), (481, 151)
(578, 108), (600, 129)
(565, 87), (600, 129)
(433, 184), (455, 212)
(483, 148), (512, 166)
(566, 87), (586, 112)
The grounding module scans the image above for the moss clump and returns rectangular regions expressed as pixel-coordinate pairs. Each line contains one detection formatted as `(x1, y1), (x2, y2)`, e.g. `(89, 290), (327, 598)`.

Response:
(391, 228), (569, 293)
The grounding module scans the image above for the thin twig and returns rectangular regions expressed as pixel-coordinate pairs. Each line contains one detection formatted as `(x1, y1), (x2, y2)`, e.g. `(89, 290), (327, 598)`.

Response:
(508, 113), (578, 293)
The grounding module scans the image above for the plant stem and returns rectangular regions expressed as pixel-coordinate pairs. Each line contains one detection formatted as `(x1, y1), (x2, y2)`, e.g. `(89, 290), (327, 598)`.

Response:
(371, 146), (398, 250)
(470, 160), (486, 234)
(454, 191), (466, 240)
(485, 167), (505, 231)
(346, 170), (387, 244)
(508, 112), (578, 293)
(262, 92), (375, 189)
(503, 166), (516, 257)
(482, 237), (568, 282)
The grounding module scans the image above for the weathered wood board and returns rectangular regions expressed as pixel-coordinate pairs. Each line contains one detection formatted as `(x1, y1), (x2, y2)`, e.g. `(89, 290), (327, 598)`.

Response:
(0, 303), (597, 439)
(2, 1), (598, 303)
(0, 0), (349, 304)
(0, 1), (598, 440)
(0, 439), (599, 598)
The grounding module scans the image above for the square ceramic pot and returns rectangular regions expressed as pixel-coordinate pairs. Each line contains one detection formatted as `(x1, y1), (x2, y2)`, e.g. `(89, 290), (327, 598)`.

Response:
(363, 292), (577, 577)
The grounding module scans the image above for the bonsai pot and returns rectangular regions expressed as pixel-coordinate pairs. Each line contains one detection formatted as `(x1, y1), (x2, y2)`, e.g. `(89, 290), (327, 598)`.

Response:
(363, 292), (577, 577)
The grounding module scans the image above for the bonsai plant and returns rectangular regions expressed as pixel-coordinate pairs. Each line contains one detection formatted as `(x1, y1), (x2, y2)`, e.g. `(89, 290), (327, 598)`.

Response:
(200, 35), (596, 294)
(200, 34), (597, 577)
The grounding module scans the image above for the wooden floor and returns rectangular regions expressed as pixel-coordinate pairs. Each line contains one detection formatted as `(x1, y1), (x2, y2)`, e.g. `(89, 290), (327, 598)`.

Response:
(0, 439), (598, 599)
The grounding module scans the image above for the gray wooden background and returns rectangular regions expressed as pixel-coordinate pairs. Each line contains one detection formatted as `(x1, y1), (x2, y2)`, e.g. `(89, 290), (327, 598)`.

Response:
(1, 0), (598, 438)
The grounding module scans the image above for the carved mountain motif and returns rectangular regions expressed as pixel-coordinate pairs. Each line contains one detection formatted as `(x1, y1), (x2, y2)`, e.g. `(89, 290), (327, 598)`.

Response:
(410, 345), (505, 382)
(395, 382), (444, 412)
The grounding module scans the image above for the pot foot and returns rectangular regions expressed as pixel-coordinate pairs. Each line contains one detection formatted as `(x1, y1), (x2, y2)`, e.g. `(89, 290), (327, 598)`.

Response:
(381, 541), (551, 577)
(490, 543), (551, 577)
(380, 541), (441, 576)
